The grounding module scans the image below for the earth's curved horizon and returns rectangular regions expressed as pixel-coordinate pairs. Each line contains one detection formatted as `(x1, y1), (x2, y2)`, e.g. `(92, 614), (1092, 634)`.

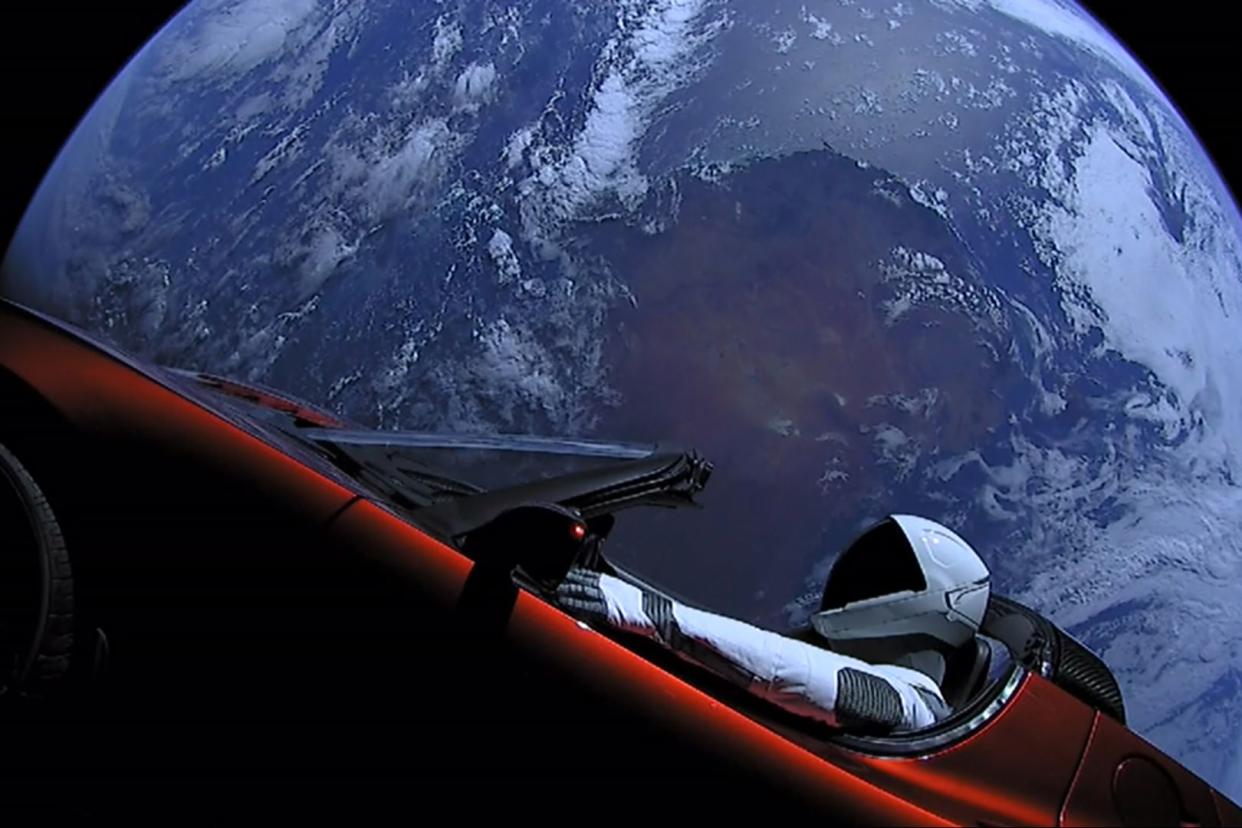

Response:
(5, 0), (1242, 800)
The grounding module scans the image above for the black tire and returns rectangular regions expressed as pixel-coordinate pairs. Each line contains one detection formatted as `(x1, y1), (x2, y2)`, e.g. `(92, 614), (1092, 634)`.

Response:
(0, 441), (74, 699)
(986, 594), (1126, 724)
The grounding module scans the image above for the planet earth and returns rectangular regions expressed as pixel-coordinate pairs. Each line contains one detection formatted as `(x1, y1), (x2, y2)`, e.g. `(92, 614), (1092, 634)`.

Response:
(5, 0), (1242, 799)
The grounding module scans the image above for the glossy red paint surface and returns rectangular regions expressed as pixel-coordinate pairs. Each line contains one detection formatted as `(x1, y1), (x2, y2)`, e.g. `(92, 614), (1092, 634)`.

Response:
(833, 675), (1097, 827)
(0, 304), (355, 524)
(1060, 710), (1222, 827)
(4, 297), (1241, 823)
(329, 496), (952, 824)
(1214, 788), (1242, 826)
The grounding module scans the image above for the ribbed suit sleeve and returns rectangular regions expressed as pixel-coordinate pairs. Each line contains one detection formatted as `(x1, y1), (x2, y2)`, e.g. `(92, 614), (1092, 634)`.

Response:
(665, 600), (948, 731)
(559, 570), (948, 732)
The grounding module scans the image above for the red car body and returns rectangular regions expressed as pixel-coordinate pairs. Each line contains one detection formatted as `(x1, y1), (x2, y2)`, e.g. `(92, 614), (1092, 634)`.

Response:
(1, 296), (1238, 825)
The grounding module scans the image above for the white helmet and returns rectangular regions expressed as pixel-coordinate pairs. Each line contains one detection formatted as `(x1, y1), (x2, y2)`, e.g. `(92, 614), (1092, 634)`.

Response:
(811, 515), (990, 652)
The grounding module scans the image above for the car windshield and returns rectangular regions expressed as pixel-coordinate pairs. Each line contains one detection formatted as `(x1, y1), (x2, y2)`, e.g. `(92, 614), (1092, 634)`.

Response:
(175, 372), (651, 492)
(298, 426), (660, 492)
(168, 370), (713, 601)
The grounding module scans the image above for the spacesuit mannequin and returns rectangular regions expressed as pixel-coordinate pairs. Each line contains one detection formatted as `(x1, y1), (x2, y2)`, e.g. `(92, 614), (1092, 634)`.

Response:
(556, 514), (990, 733)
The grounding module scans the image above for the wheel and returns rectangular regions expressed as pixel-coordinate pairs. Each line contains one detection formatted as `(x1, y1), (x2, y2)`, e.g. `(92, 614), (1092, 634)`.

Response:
(0, 441), (74, 699)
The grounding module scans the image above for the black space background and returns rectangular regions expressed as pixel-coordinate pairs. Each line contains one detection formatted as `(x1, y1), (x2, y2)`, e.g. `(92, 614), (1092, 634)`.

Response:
(1, 1), (1239, 258)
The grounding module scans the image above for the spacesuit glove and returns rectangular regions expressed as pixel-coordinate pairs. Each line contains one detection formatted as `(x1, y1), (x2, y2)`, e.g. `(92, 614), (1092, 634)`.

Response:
(555, 568), (655, 636)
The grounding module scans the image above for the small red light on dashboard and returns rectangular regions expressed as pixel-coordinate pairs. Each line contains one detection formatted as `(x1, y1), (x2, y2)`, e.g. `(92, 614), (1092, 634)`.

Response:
(571, 523), (587, 541)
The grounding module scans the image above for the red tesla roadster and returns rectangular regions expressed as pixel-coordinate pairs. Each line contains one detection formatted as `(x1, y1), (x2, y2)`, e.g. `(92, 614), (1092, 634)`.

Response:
(2, 296), (1239, 825)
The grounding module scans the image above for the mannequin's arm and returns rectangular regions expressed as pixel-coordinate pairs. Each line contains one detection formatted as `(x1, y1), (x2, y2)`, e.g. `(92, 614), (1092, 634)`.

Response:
(555, 569), (948, 732)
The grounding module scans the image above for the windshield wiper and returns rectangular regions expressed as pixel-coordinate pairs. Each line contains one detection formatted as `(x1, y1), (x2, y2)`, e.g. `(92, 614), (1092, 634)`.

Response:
(313, 438), (485, 510)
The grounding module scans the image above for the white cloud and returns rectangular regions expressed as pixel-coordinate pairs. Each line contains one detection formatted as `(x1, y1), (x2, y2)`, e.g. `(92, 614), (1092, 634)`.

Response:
(160, 0), (321, 82)
(517, 0), (726, 236)
(934, 0), (1160, 97)
(487, 228), (522, 284)
(297, 224), (358, 298)
(326, 117), (456, 223)
(1032, 121), (1242, 466)
(453, 62), (498, 112)
(431, 15), (463, 70)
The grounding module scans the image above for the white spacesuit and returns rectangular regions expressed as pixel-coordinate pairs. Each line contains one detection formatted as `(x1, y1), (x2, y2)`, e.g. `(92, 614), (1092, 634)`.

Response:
(556, 514), (990, 733)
